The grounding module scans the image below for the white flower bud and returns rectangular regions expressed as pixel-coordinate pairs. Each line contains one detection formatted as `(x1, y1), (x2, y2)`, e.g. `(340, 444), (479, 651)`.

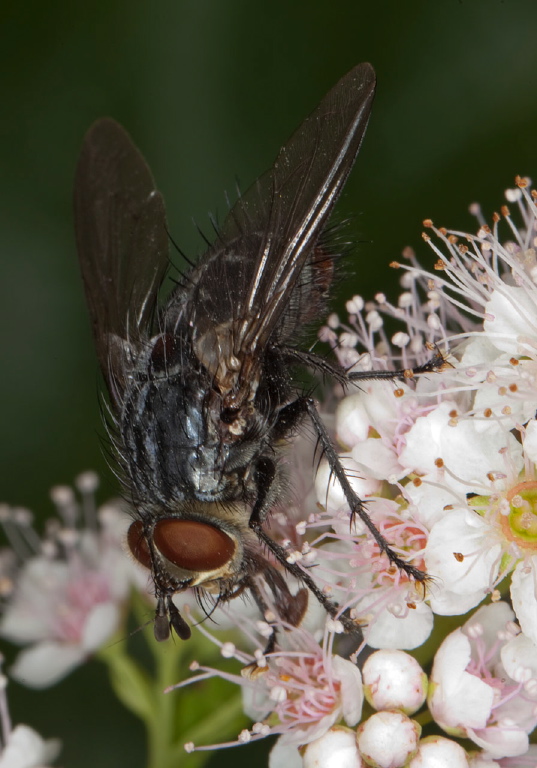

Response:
(357, 711), (420, 768)
(303, 726), (363, 768)
(362, 649), (427, 714)
(408, 736), (469, 767)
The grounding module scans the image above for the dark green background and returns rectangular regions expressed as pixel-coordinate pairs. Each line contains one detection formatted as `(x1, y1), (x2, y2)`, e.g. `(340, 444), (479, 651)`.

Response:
(1, 1), (536, 766)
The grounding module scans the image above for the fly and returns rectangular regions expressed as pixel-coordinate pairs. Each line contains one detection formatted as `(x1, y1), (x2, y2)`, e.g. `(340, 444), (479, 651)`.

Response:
(74, 63), (443, 647)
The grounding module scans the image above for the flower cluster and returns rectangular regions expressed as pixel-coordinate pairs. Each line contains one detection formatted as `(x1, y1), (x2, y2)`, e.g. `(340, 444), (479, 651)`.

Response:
(0, 472), (148, 688)
(173, 601), (537, 766)
(174, 178), (537, 765)
(2, 178), (537, 767)
(307, 178), (537, 653)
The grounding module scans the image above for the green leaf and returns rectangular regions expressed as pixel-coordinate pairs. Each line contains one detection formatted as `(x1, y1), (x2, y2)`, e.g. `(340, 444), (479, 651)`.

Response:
(100, 645), (156, 723)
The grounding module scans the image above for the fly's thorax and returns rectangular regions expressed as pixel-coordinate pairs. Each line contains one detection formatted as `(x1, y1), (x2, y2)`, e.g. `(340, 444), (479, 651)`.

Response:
(127, 501), (255, 592)
(119, 359), (276, 507)
(119, 373), (221, 502)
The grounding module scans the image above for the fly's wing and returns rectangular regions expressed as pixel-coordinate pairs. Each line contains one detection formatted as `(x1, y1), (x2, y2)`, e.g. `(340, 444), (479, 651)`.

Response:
(214, 63), (375, 354)
(74, 118), (169, 402)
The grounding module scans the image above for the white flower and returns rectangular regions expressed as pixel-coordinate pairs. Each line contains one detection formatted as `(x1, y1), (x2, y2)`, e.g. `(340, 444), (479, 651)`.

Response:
(429, 603), (537, 759)
(510, 556), (537, 644)
(304, 499), (435, 651)
(172, 618), (363, 751)
(429, 626), (496, 734)
(0, 664), (60, 767)
(1, 557), (121, 687)
(0, 475), (142, 687)
(314, 454), (382, 513)
(424, 507), (502, 615)
(335, 382), (432, 483)
(417, 421), (537, 627)
(399, 401), (523, 497)
(0, 725), (60, 768)
(483, 284), (537, 358)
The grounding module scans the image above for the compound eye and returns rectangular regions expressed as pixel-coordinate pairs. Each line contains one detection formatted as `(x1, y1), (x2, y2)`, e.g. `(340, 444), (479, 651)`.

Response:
(153, 519), (235, 572)
(127, 520), (152, 569)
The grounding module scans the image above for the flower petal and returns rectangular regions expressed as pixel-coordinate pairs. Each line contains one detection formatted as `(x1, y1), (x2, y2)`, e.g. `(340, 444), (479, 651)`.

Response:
(510, 557), (537, 644)
(9, 642), (85, 689)
(365, 602), (433, 651)
(332, 655), (363, 726)
(425, 508), (500, 598)
(81, 601), (120, 652)
(0, 724), (61, 768)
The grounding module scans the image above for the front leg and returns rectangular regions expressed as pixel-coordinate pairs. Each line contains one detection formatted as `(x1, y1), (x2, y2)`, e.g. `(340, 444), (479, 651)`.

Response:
(249, 453), (362, 637)
(247, 564), (309, 655)
(283, 345), (447, 384)
(301, 396), (426, 583)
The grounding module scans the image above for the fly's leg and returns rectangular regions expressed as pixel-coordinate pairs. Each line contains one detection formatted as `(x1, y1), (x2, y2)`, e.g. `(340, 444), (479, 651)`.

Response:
(347, 346), (447, 384)
(247, 570), (308, 655)
(245, 575), (278, 655)
(283, 345), (447, 385)
(249, 453), (362, 637)
(279, 345), (445, 581)
(302, 396), (426, 583)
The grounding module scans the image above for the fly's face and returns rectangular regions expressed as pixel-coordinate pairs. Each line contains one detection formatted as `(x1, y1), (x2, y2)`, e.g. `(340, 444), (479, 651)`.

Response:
(127, 510), (247, 640)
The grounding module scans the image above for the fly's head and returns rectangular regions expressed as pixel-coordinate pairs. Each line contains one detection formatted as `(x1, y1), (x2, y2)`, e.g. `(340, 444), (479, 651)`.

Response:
(126, 503), (252, 641)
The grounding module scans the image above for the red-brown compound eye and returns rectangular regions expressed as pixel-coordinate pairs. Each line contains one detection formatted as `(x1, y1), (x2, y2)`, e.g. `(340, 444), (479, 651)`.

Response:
(127, 520), (152, 569)
(153, 519), (235, 572)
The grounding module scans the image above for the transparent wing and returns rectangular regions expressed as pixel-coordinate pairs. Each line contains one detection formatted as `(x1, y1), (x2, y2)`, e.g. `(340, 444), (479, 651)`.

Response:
(217, 62), (376, 352)
(74, 118), (169, 394)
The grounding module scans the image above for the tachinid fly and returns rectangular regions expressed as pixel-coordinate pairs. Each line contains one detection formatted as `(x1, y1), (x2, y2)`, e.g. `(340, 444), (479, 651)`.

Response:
(74, 63), (442, 646)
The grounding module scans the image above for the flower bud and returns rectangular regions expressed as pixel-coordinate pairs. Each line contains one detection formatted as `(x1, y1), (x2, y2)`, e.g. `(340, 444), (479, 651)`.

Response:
(356, 711), (420, 767)
(302, 726), (363, 768)
(362, 650), (427, 714)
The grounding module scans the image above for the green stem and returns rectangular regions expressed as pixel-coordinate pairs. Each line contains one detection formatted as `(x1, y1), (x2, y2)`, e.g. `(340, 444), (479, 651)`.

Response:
(414, 708), (433, 729)
(100, 594), (244, 768)
(146, 644), (183, 768)
(130, 594), (188, 768)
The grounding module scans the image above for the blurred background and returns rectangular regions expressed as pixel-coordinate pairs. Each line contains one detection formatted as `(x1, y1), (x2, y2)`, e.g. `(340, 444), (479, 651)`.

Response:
(1, 0), (536, 765)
